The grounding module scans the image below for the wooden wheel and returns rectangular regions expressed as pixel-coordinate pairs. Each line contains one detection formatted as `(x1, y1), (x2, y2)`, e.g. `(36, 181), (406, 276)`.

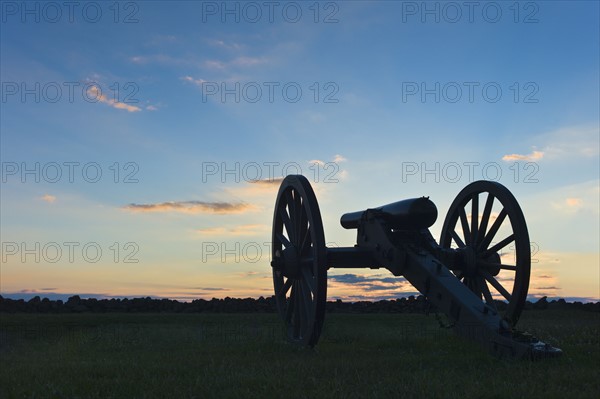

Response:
(440, 180), (531, 326)
(271, 175), (327, 346)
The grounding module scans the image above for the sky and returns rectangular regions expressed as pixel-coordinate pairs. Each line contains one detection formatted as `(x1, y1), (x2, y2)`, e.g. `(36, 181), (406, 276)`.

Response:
(1, 1), (598, 303)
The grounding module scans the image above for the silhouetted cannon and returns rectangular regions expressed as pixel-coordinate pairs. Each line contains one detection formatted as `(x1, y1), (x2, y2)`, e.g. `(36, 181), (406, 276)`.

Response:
(270, 175), (562, 359)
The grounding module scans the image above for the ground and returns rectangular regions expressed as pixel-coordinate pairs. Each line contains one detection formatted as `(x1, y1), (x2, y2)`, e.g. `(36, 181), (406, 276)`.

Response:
(0, 309), (598, 398)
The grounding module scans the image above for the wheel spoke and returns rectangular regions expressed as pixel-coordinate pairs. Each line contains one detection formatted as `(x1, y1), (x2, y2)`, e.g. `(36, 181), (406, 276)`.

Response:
(459, 207), (471, 246)
(293, 281), (301, 337)
(481, 270), (512, 301)
(276, 232), (291, 249)
(478, 208), (508, 252)
(300, 278), (314, 327)
(285, 191), (296, 241)
(478, 277), (496, 310)
(300, 225), (311, 255)
(279, 206), (294, 244)
(450, 230), (466, 248)
(298, 206), (308, 249)
(471, 194), (479, 245)
(285, 283), (295, 323)
(294, 191), (303, 245)
(302, 267), (316, 296)
(477, 193), (495, 246)
(499, 264), (517, 271)
(277, 278), (293, 299)
(481, 234), (515, 258)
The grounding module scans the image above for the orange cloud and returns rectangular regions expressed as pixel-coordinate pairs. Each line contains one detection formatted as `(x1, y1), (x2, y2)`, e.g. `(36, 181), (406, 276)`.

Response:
(87, 86), (141, 112)
(41, 194), (56, 203)
(122, 201), (256, 214)
(565, 198), (582, 208)
(502, 150), (544, 162)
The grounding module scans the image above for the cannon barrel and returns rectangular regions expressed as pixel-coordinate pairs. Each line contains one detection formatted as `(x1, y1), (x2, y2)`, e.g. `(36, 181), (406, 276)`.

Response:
(340, 197), (438, 230)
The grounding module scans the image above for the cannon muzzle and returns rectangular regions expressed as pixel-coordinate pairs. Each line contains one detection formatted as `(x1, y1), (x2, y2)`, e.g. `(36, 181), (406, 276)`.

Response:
(340, 197), (438, 230)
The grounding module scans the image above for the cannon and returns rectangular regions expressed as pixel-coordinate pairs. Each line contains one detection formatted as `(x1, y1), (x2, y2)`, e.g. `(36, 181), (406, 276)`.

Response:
(270, 175), (562, 359)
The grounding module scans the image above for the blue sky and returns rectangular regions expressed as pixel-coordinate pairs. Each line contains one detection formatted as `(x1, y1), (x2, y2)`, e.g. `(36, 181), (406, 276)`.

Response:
(1, 1), (598, 302)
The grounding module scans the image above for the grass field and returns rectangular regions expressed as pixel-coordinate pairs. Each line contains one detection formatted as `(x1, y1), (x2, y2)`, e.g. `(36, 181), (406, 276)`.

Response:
(1, 309), (598, 398)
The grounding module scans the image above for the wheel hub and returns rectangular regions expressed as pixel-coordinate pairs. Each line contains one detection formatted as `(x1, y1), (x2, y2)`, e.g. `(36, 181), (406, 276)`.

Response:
(461, 246), (477, 278)
(281, 245), (301, 278)
(481, 251), (501, 276)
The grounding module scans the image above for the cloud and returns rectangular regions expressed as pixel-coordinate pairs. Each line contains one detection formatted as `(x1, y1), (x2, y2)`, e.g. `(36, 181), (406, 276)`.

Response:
(87, 86), (141, 113)
(309, 154), (347, 166)
(329, 273), (410, 293)
(145, 105), (158, 111)
(129, 54), (200, 68)
(539, 125), (600, 159)
(251, 177), (284, 185)
(204, 56), (268, 70)
(232, 56), (267, 67)
(206, 39), (242, 50)
(195, 224), (269, 236)
(565, 198), (582, 208)
(502, 150), (544, 162)
(41, 194), (56, 203)
(551, 196), (589, 214)
(204, 60), (227, 69)
(182, 76), (207, 87)
(122, 201), (256, 214)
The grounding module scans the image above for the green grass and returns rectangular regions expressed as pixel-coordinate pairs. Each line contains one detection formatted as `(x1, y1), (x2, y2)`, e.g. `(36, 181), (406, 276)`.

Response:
(1, 310), (598, 398)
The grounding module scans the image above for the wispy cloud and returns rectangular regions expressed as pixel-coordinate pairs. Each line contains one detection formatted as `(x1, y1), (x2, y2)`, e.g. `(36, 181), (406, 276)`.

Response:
(87, 86), (141, 113)
(502, 150), (544, 162)
(310, 154), (347, 166)
(204, 56), (268, 70)
(329, 273), (411, 293)
(41, 194), (56, 203)
(181, 76), (207, 87)
(250, 177), (284, 185)
(552, 195), (592, 214)
(204, 60), (227, 69)
(195, 224), (268, 236)
(122, 201), (256, 214)
(232, 56), (267, 67)
(565, 197), (583, 208)
(207, 39), (242, 50)
(539, 125), (600, 159)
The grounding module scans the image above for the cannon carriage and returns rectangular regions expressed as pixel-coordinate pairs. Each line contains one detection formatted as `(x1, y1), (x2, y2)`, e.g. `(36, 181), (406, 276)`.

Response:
(270, 175), (561, 359)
